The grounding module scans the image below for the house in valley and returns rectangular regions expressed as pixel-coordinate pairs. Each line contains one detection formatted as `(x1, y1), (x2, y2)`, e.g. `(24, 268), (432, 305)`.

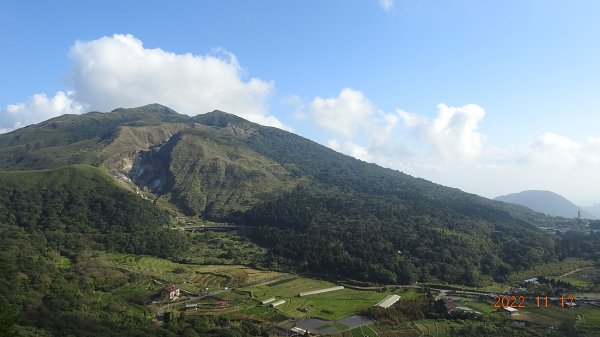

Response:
(162, 284), (181, 301)
(435, 298), (457, 316)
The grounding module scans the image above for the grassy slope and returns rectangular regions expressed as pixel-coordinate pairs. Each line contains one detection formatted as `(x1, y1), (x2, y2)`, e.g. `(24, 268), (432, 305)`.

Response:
(164, 127), (297, 217)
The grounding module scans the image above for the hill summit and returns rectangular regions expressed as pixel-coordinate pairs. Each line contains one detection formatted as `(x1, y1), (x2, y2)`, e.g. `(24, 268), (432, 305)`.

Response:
(495, 190), (595, 219)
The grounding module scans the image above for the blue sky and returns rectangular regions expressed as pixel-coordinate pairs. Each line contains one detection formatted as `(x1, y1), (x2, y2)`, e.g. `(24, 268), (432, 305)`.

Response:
(2, 0), (600, 205)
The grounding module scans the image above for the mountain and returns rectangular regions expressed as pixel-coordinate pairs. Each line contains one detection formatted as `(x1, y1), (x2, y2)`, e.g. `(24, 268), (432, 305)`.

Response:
(495, 190), (595, 219)
(0, 104), (562, 286)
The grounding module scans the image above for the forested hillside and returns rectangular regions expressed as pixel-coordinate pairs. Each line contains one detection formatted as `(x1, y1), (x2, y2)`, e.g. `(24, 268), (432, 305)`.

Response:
(0, 105), (581, 286)
(0, 166), (195, 336)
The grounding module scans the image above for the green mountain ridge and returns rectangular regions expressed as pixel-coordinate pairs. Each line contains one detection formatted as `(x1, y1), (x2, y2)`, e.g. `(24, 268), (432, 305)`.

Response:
(0, 104), (566, 285)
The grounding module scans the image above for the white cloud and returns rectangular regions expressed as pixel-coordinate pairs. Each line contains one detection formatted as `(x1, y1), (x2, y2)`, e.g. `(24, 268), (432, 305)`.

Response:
(309, 88), (376, 138)
(308, 88), (418, 167)
(68, 34), (284, 128)
(412, 131), (600, 204)
(519, 133), (600, 167)
(378, 0), (394, 12)
(305, 88), (600, 204)
(528, 132), (581, 165)
(1, 34), (288, 133)
(586, 136), (600, 163)
(399, 103), (486, 161)
(0, 91), (83, 132)
(397, 109), (423, 128)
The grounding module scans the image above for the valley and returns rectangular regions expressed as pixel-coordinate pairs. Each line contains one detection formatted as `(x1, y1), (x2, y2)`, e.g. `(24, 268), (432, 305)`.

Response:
(53, 246), (600, 337)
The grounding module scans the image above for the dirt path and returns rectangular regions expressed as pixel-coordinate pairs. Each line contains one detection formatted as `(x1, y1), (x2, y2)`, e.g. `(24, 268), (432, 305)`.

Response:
(560, 267), (593, 278)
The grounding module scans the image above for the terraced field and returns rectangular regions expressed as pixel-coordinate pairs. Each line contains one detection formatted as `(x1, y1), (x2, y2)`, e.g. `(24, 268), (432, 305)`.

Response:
(371, 323), (421, 337)
(411, 320), (463, 337)
(351, 325), (378, 337)
(518, 305), (580, 327)
(93, 252), (600, 335)
(99, 253), (285, 293)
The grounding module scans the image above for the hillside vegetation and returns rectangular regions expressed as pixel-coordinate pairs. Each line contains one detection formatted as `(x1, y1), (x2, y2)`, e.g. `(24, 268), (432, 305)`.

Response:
(0, 104), (594, 287)
(0, 166), (187, 257)
(0, 165), (195, 336)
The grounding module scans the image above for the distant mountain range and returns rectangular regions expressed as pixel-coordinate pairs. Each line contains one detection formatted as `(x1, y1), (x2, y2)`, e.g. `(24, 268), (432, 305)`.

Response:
(495, 190), (597, 219)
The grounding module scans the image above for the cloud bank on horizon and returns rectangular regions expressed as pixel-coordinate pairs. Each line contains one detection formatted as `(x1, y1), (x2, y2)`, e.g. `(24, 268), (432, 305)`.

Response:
(1, 34), (599, 204)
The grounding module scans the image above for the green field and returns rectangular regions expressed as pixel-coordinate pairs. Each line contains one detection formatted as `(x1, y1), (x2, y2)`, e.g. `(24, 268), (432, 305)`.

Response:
(93, 252), (600, 336)
(243, 277), (394, 320)
(462, 299), (497, 314)
(578, 304), (600, 326)
(96, 253), (398, 324)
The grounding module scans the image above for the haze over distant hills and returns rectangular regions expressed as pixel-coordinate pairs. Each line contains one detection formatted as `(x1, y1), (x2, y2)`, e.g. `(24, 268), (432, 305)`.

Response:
(495, 190), (597, 219)
(582, 204), (600, 219)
